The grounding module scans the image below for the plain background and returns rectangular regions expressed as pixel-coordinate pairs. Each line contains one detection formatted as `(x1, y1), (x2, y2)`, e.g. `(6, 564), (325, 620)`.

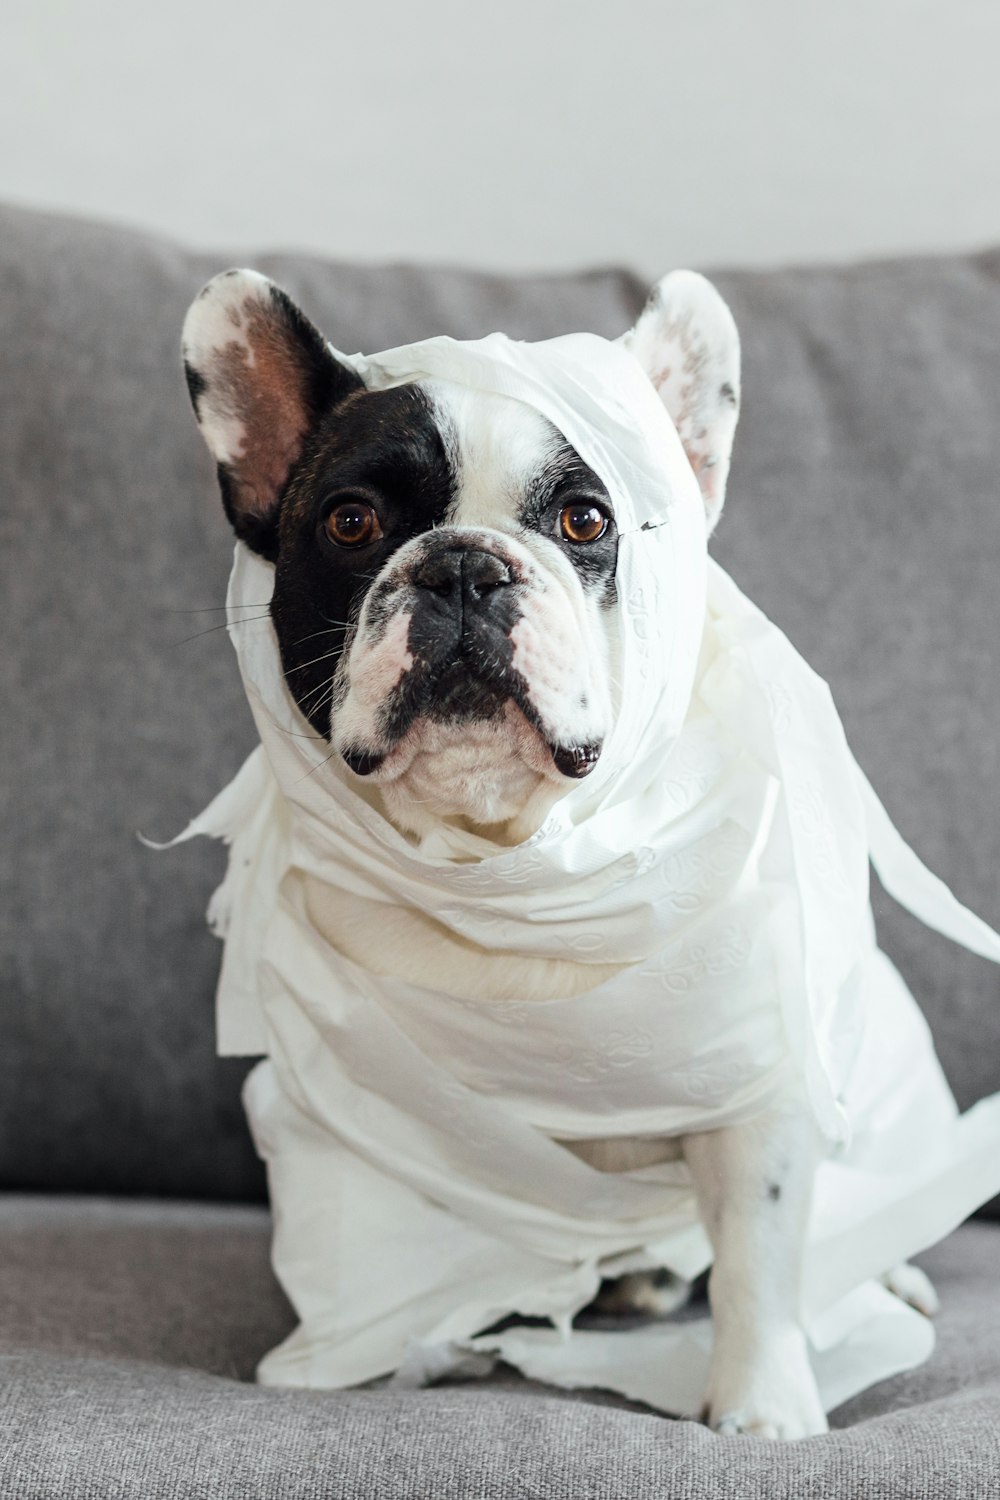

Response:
(3, 0), (1000, 277)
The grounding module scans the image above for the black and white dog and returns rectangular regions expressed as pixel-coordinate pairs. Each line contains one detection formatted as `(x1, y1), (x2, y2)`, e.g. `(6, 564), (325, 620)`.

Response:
(182, 269), (934, 1439)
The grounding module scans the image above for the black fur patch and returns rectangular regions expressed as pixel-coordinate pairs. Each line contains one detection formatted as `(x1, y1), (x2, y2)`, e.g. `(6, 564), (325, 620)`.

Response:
(517, 439), (618, 609)
(183, 361), (207, 411)
(269, 384), (457, 733)
(217, 461), (280, 562)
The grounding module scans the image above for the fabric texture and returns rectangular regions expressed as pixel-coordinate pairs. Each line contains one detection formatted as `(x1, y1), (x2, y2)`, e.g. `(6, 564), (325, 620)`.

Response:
(1, 202), (999, 1205)
(1, 1197), (999, 1499)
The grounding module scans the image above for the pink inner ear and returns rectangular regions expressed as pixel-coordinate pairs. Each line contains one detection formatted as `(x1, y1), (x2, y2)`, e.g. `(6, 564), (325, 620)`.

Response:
(687, 445), (723, 510)
(633, 315), (732, 523)
(207, 298), (315, 517)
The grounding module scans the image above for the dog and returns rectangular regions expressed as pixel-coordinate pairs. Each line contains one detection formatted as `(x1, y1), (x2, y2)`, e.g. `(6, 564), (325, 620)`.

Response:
(180, 267), (938, 1440)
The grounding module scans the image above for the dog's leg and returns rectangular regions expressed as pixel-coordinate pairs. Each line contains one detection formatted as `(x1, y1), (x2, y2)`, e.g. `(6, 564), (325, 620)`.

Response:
(682, 1105), (828, 1439)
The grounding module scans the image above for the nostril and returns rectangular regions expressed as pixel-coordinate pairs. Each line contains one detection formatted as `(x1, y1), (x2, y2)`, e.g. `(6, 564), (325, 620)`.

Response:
(412, 553), (461, 597)
(463, 552), (512, 601)
(412, 548), (512, 603)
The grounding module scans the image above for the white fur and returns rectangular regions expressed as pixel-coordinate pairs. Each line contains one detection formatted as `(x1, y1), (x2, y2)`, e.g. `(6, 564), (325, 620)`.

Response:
(378, 710), (559, 835)
(683, 1105), (829, 1437)
(181, 270), (268, 469)
(622, 270), (741, 533)
(330, 386), (617, 837)
(339, 611), (414, 723)
(429, 381), (559, 531)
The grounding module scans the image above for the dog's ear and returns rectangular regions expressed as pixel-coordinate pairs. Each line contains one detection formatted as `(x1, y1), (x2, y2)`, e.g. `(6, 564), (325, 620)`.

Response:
(182, 270), (362, 560)
(622, 270), (740, 533)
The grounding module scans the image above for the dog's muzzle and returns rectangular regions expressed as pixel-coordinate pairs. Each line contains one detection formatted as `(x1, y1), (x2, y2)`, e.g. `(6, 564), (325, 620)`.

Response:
(341, 537), (604, 781)
(398, 541), (523, 725)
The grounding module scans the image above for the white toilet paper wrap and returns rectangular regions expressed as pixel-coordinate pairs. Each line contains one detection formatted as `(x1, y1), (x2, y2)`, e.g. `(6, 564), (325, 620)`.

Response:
(174, 328), (1000, 1413)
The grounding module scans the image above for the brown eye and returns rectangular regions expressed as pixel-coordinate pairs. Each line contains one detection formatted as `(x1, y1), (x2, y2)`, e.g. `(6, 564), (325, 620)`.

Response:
(325, 501), (383, 547)
(559, 501), (608, 544)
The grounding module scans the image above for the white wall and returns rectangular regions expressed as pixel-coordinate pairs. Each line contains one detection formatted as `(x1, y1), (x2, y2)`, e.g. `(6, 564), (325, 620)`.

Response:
(3, 0), (1000, 277)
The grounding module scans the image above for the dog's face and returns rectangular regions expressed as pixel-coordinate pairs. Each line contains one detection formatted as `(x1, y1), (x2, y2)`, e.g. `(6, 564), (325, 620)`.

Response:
(183, 271), (739, 837)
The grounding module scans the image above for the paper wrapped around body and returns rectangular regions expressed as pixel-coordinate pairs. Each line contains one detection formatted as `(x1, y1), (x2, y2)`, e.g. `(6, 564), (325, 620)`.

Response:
(173, 328), (1000, 1414)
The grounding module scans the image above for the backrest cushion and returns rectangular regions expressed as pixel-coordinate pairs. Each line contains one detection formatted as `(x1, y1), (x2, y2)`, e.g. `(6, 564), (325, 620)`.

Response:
(2, 203), (997, 1201)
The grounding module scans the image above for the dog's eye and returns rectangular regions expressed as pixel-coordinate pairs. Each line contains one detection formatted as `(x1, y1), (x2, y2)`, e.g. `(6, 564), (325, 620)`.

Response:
(325, 501), (383, 548)
(559, 501), (608, 544)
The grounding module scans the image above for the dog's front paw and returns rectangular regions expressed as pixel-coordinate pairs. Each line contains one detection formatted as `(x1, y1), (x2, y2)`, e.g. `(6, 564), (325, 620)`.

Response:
(702, 1327), (828, 1440)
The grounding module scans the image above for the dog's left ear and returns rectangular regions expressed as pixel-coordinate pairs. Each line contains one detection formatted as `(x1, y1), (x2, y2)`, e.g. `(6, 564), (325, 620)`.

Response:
(622, 270), (740, 533)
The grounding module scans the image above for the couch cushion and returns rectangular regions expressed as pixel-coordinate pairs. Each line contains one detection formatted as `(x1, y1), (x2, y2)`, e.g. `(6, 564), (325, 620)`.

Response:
(1, 200), (998, 1200)
(0, 1198), (998, 1498)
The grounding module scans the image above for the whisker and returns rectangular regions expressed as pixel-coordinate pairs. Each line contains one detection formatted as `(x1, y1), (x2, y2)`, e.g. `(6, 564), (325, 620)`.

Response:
(290, 645), (345, 675)
(286, 623), (350, 651)
(300, 680), (338, 716)
(157, 602), (273, 614)
(258, 711), (327, 743)
(297, 751), (336, 784)
(167, 615), (272, 646)
(298, 667), (342, 710)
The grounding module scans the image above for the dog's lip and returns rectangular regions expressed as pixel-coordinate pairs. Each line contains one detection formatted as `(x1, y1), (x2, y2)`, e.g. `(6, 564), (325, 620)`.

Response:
(548, 742), (602, 779)
(340, 747), (386, 777)
(341, 730), (603, 782)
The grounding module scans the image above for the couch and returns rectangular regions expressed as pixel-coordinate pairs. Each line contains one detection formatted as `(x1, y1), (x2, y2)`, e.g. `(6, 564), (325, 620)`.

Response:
(2, 200), (999, 1498)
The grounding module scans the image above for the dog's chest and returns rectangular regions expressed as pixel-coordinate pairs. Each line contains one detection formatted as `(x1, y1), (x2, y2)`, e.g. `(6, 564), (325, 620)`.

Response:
(302, 875), (625, 1003)
(300, 875), (686, 1175)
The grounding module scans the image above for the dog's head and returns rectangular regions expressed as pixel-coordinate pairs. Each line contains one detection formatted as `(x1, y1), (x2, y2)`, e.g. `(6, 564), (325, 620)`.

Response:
(182, 271), (739, 838)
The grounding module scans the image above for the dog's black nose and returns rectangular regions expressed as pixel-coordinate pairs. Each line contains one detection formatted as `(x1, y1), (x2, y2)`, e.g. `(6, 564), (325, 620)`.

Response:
(412, 547), (512, 604)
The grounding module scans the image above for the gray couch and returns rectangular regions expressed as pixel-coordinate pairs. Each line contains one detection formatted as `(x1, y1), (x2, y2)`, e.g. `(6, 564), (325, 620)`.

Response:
(2, 201), (999, 1498)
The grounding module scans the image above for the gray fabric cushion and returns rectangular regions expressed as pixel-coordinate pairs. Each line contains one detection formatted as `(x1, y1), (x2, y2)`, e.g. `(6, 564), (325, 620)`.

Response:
(1, 1197), (999, 1498)
(1, 200), (998, 1201)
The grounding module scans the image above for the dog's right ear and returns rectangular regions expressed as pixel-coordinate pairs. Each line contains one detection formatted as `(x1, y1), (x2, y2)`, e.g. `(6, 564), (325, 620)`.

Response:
(182, 270), (362, 560)
(622, 271), (740, 534)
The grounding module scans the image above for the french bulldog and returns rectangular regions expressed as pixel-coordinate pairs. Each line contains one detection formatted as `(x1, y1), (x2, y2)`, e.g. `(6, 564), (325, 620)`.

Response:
(181, 267), (936, 1439)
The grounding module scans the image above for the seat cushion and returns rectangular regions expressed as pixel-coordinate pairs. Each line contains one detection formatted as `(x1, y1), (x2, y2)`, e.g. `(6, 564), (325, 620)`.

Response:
(1, 1197), (998, 1498)
(1, 200), (999, 1204)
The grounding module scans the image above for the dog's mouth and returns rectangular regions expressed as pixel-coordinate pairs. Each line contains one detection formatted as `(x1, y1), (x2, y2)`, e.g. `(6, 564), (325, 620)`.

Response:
(341, 737), (602, 780)
(339, 655), (602, 782)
